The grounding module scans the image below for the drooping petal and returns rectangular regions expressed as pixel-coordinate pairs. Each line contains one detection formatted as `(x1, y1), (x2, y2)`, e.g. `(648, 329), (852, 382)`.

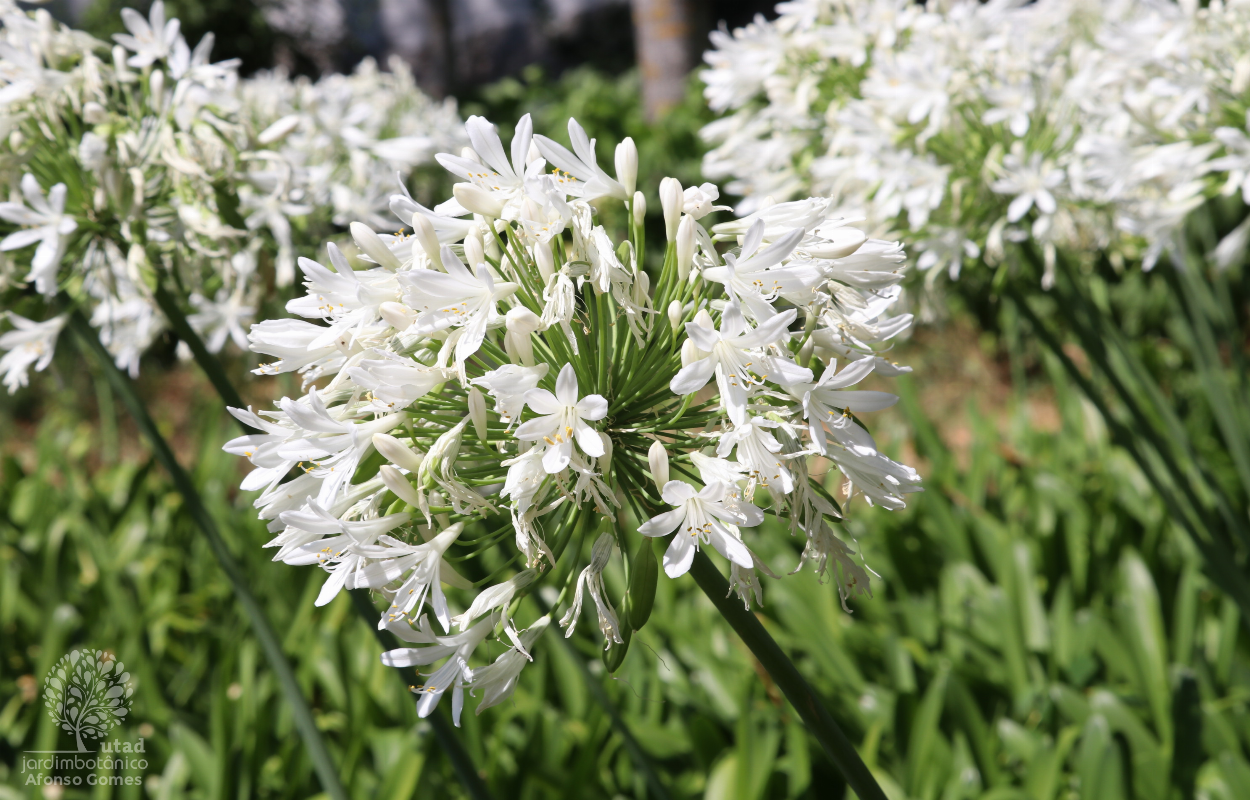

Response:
(662, 534), (697, 577)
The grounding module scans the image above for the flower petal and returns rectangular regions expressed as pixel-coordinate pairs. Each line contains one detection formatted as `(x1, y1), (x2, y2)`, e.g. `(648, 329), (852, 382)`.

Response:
(555, 363), (578, 405)
(662, 534), (697, 577)
(524, 388), (561, 416)
(638, 506), (686, 537)
(576, 393), (607, 421)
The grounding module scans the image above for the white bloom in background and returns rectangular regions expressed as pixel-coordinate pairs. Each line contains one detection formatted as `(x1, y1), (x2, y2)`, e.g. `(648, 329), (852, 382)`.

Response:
(113, 1), (180, 68)
(188, 289), (254, 353)
(699, 0), (1250, 283)
(0, 313), (65, 393)
(0, 2), (465, 387)
(992, 150), (1064, 223)
(0, 175), (78, 296)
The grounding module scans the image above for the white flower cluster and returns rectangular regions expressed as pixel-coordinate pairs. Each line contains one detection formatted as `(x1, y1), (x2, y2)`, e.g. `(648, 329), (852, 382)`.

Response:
(237, 57), (464, 269)
(701, 0), (1250, 286)
(0, 2), (462, 391)
(225, 112), (921, 723)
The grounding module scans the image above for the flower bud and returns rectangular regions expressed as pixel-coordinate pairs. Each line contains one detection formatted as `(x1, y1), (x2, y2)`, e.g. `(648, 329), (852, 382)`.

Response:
(420, 420), (467, 487)
(461, 146), (483, 165)
(534, 239), (555, 283)
(465, 227), (485, 268)
(453, 183), (504, 219)
(373, 432), (424, 473)
(506, 306), (541, 366)
(798, 335), (815, 367)
(468, 387), (489, 444)
(410, 212), (442, 269)
(632, 191), (646, 228)
(676, 215), (696, 280)
(648, 441), (669, 494)
(351, 222), (401, 270)
(258, 113), (301, 145)
(667, 300), (683, 334)
(693, 308), (715, 330)
(380, 464), (422, 508)
(506, 305), (543, 334)
(83, 102), (107, 125)
(598, 432), (613, 474)
(148, 69), (164, 111)
(379, 301), (417, 331)
(482, 223), (497, 261)
(112, 45), (132, 81)
(615, 137), (638, 197)
(660, 177), (683, 241)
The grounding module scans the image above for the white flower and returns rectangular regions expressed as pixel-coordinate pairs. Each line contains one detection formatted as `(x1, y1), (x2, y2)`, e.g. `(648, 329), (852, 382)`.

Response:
(437, 114), (536, 214)
(991, 150), (1064, 222)
(670, 302), (810, 418)
(515, 363), (608, 474)
(717, 414), (796, 495)
(188, 289), (254, 353)
(113, 1), (181, 68)
(534, 118), (629, 201)
(701, 221), (823, 320)
(452, 569), (538, 655)
(400, 246), (519, 370)
(469, 618), (550, 714)
(0, 175), (78, 297)
(560, 532), (623, 646)
(0, 313), (65, 393)
(381, 612), (499, 727)
(367, 523), (467, 632)
(788, 359), (898, 455)
(638, 480), (762, 578)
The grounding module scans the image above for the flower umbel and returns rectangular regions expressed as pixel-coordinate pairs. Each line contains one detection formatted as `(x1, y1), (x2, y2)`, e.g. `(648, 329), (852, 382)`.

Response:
(224, 113), (920, 722)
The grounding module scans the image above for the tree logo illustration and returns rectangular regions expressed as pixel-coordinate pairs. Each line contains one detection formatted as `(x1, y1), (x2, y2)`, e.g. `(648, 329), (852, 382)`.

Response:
(42, 649), (133, 752)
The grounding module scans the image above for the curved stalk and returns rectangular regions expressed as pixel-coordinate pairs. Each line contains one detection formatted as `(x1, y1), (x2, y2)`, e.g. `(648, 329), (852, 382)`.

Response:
(66, 310), (350, 800)
(687, 552), (888, 800)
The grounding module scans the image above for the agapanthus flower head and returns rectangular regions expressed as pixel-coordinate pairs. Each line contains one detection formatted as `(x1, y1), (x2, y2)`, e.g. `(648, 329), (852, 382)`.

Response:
(225, 112), (920, 722)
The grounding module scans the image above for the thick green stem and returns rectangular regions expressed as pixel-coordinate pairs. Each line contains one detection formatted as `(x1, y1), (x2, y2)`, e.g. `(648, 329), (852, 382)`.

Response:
(687, 552), (887, 800)
(67, 311), (350, 800)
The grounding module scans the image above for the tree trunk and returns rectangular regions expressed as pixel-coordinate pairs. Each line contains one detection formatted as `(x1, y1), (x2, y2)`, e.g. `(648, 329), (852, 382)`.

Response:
(631, 0), (693, 122)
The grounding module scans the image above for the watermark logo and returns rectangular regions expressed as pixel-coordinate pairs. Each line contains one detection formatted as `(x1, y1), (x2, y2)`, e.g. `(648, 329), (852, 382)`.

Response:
(22, 649), (146, 790)
(42, 649), (133, 752)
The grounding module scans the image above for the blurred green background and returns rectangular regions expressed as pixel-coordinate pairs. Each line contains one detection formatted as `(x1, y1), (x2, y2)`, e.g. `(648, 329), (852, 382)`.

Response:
(3, 4), (1250, 800)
